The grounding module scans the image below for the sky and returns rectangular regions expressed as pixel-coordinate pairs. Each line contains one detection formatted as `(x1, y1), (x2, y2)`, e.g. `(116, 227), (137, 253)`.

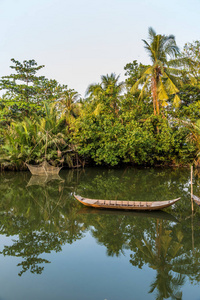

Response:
(0, 0), (200, 97)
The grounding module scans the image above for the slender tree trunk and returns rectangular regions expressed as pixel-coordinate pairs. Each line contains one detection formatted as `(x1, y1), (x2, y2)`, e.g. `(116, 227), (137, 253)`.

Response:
(153, 98), (156, 115)
(152, 76), (160, 115)
(156, 97), (160, 115)
(152, 78), (157, 115)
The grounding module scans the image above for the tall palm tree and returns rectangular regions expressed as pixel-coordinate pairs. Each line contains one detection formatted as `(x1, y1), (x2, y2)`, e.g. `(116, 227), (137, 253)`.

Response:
(131, 27), (182, 115)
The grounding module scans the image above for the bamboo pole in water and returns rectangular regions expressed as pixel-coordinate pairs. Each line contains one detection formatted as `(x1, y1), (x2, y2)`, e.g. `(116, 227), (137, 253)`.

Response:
(191, 211), (194, 252)
(191, 165), (194, 212)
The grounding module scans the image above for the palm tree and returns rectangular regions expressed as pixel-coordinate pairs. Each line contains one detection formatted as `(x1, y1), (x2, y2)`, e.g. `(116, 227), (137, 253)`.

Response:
(131, 27), (182, 115)
(2, 103), (68, 168)
(56, 89), (80, 117)
(86, 73), (124, 115)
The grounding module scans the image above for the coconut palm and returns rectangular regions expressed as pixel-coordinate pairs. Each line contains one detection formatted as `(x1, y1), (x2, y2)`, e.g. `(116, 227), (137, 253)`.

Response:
(131, 27), (182, 115)
(86, 73), (124, 96)
(56, 89), (80, 117)
(86, 73), (124, 115)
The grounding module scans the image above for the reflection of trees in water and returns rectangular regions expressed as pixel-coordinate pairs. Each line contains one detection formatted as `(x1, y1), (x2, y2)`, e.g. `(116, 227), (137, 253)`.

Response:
(77, 167), (189, 198)
(90, 215), (129, 257)
(77, 167), (198, 220)
(0, 170), (87, 276)
(171, 212), (200, 285)
(0, 167), (200, 298)
(194, 168), (200, 197)
(129, 220), (185, 299)
(81, 208), (200, 299)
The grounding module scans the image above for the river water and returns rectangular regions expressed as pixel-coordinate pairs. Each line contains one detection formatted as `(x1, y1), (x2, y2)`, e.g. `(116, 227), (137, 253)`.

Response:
(0, 167), (200, 300)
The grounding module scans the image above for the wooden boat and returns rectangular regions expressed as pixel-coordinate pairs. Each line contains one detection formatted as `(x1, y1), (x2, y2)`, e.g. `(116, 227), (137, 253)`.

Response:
(26, 160), (62, 176)
(192, 194), (200, 207)
(74, 194), (181, 211)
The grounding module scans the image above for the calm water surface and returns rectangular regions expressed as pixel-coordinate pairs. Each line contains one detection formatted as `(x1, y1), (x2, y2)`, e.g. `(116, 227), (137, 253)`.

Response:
(0, 167), (200, 300)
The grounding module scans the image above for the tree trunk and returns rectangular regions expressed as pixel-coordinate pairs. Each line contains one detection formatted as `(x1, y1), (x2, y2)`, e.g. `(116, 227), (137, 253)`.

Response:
(152, 77), (160, 115)
(156, 97), (160, 115)
(152, 78), (157, 115)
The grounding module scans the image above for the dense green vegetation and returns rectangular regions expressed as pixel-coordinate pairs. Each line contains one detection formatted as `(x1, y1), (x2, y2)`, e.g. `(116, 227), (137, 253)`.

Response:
(0, 27), (200, 170)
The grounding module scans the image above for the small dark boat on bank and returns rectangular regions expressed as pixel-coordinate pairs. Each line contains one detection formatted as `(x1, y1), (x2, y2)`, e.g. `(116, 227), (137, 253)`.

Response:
(74, 194), (181, 211)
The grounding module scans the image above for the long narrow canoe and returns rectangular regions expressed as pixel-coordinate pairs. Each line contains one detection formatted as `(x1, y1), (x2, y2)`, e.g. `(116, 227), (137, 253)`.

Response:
(192, 194), (200, 207)
(74, 194), (181, 211)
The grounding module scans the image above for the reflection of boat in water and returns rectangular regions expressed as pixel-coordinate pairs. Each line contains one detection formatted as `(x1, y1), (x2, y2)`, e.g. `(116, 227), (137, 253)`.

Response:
(192, 194), (200, 207)
(74, 195), (181, 211)
(26, 161), (62, 176)
(27, 174), (64, 187)
(78, 207), (179, 222)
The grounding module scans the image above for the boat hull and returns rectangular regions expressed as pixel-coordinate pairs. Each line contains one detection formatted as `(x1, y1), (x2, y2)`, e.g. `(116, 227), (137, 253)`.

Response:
(74, 195), (181, 211)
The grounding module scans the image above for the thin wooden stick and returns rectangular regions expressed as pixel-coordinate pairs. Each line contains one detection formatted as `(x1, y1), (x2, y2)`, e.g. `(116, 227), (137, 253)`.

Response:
(191, 165), (194, 212)
(191, 211), (194, 252)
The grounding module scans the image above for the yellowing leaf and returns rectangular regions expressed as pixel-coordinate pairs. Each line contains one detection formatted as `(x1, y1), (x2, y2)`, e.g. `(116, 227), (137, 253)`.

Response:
(166, 78), (179, 94)
(161, 100), (168, 107)
(173, 94), (181, 107)
(158, 79), (168, 100)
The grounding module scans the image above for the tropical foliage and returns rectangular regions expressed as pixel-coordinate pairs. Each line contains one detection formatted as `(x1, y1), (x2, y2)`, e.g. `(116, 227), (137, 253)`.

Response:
(0, 28), (200, 170)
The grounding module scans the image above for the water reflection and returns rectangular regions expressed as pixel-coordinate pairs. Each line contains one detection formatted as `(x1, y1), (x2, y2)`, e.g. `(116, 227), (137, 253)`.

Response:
(78, 207), (179, 222)
(27, 174), (64, 187)
(0, 168), (200, 298)
(0, 170), (85, 276)
(130, 219), (185, 299)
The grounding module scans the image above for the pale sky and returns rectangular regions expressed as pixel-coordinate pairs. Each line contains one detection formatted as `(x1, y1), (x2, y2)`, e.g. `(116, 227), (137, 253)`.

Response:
(0, 0), (200, 96)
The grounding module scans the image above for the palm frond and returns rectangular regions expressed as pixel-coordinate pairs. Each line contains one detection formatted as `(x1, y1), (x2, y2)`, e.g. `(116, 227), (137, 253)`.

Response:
(139, 74), (152, 99)
(85, 83), (102, 97)
(130, 68), (152, 94)
(157, 79), (169, 101)
(148, 27), (156, 40)
(164, 76), (180, 94)
(142, 39), (156, 62)
(173, 94), (181, 107)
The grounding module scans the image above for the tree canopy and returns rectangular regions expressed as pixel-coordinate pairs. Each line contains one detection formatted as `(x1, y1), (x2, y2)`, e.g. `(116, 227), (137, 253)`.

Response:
(0, 29), (200, 170)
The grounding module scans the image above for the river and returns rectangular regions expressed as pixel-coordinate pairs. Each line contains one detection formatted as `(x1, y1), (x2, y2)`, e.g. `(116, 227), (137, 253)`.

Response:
(0, 167), (200, 299)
